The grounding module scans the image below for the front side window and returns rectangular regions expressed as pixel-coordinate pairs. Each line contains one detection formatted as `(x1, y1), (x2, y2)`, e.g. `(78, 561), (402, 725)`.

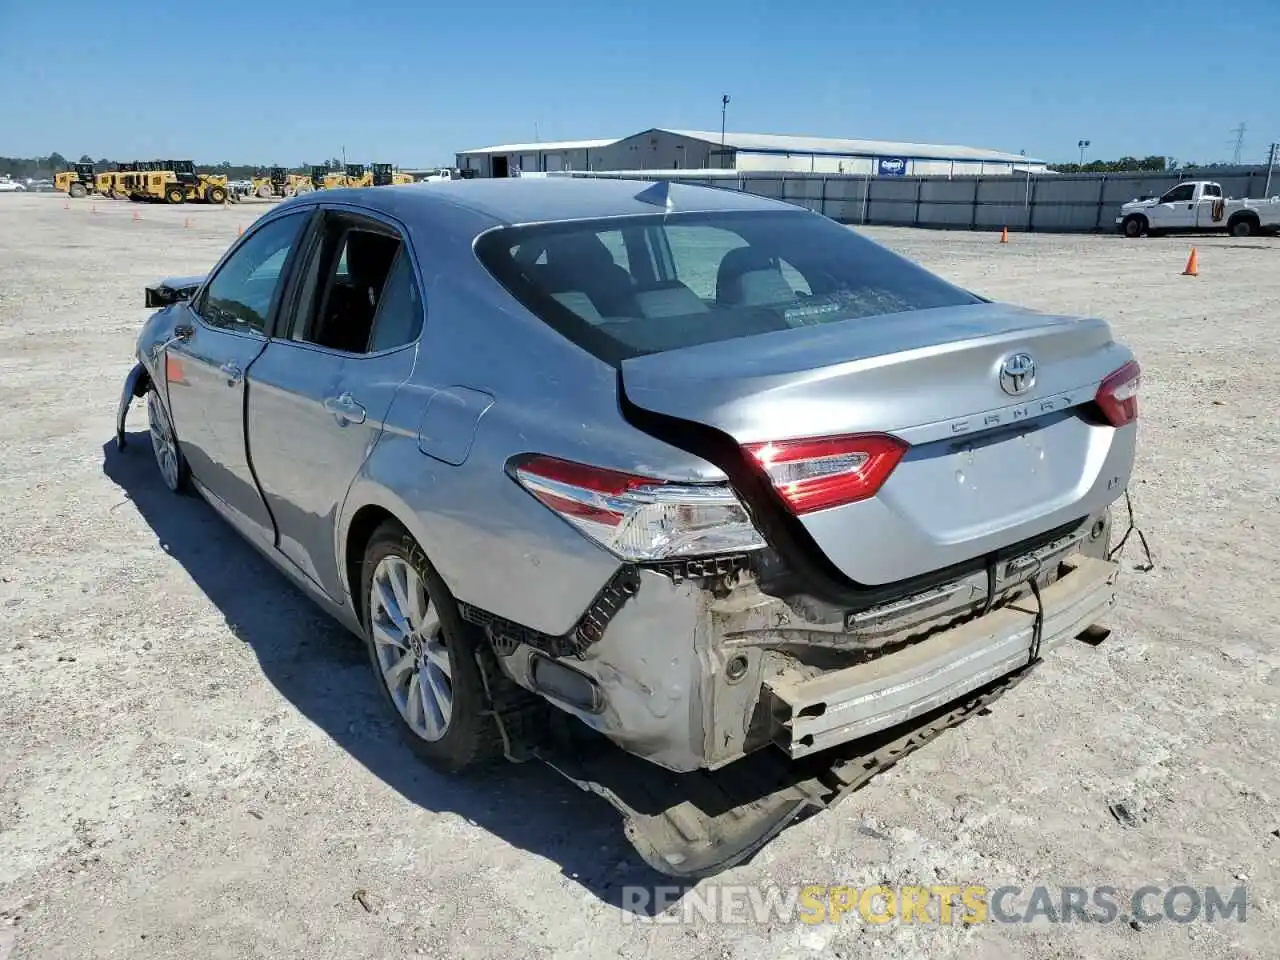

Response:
(197, 211), (308, 333)
(1202, 183), (1222, 198)
(1161, 184), (1196, 203)
(476, 210), (980, 364)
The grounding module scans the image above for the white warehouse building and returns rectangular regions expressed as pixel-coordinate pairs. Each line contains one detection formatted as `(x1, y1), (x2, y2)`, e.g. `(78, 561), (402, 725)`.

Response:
(456, 128), (1046, 178)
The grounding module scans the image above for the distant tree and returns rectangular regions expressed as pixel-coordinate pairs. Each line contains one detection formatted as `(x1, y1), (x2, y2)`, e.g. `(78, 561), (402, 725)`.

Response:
(48, 151), (67, 171)
(78, 153), (93, 164)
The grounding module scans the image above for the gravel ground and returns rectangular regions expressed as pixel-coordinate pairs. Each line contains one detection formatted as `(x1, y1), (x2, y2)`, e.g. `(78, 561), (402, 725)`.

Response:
(0, 193), (1277, 959)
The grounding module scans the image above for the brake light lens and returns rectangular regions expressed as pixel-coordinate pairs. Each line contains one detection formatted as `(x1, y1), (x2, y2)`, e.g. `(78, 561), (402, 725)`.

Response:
(511, 456), (766, 561)
(1095, 360), (1141, 427)
(744, 433), (907, 515)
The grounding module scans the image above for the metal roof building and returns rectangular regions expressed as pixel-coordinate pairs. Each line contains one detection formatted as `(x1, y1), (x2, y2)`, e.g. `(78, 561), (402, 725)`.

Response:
(457, 128), (1046, 178)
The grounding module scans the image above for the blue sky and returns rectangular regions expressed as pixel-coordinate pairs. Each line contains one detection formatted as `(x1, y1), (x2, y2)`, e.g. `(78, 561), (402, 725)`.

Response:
(1, 0), (1275, 167)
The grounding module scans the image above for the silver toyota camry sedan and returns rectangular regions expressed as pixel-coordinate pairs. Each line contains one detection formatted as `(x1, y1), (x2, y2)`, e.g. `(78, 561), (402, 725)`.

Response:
(117, 178), (1139, 875)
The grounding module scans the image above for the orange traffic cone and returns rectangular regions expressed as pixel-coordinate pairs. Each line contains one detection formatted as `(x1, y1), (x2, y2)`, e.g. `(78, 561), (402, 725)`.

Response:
(1000, 226), (1009, 243)
(1182, 248), (1199, 276)
(183, 217), (191, 229)
(91, 204), (98, 215)
(237, 224), (243, 236)
(132, 209), (140, 222)
(63, 200), (70, 210)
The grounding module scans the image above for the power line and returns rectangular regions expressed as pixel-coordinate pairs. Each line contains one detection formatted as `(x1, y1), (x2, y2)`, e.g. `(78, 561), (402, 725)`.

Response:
(1229, 122), (1246, 165)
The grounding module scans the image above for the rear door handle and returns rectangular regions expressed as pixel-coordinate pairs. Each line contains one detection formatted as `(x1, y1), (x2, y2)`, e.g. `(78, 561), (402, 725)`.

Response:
(323, 392), (367, 424)
(219, 361), (243, 386)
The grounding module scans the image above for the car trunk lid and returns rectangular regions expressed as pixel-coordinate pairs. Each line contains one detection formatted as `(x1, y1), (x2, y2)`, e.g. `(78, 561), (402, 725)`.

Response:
(620, 302), (1136, 586)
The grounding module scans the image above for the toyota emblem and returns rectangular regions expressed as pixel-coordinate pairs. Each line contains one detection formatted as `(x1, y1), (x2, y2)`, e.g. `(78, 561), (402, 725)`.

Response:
(999, 353), (1036, 396)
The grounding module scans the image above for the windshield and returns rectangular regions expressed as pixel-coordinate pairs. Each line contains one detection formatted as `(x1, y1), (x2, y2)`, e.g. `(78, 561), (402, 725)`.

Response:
(475, 209), (981, 364)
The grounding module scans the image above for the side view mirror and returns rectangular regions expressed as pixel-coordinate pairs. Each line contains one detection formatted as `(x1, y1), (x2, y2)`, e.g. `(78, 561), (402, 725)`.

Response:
(145, 282), (200, 308)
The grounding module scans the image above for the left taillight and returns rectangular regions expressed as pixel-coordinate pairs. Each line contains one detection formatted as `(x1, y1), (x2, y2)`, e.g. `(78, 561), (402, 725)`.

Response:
(1095, 359), (1141, 427)
(510, 456), (766, 561)
(744, 433), (907, 515)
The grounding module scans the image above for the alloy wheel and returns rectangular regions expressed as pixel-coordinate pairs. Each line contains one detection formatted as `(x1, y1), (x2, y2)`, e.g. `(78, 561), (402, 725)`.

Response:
(369, 555), (453, 741)
(147, 390), (182, 492)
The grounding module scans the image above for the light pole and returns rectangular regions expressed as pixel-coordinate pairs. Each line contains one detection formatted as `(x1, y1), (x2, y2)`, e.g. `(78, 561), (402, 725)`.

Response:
(721, 94), (730, 147)
(1077, 139), (1090, 166)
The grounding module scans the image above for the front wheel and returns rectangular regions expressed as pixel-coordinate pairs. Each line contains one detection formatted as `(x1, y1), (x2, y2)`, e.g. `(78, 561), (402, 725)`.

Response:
(361, 523), (502, 773)
(165, 186), (185, 204)
(147, 387), (188, 493)
(205, 185), (227, 204)
(1121, 215), (1146, 238)
(68, 182), (87, 199)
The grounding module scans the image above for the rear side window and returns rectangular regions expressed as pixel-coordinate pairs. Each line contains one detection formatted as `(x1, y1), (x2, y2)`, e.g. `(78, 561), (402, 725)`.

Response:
(475, 210), (979, 364)
(286, 212), (422, 354)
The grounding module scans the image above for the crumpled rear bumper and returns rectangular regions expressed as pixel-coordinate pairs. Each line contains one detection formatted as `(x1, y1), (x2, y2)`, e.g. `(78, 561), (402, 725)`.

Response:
(766, 553), (1117, 757)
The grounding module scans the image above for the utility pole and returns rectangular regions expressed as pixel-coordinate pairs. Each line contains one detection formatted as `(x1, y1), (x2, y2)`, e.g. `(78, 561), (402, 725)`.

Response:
(720, 94), (731, 147)
(1265, 142), (1278, 197)
(1021, 149), (1031, 229)
(1230, 122), (1246, 165)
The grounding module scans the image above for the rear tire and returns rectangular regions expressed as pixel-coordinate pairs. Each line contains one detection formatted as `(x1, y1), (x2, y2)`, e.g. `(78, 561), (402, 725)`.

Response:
(256, 184), (273, 199)
(68, 182), (87, 199)
(1121, 215), (1146, 238)
(1229, 217), (1257, 238)
(165, 186), (185, 204)
(360, 523), (503, 774)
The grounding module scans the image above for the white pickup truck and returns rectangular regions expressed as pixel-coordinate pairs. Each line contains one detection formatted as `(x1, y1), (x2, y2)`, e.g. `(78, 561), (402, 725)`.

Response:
(1117, 180), (1280, 238)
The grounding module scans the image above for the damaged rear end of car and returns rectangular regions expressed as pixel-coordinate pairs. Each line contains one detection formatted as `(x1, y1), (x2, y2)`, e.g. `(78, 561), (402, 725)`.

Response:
(462, 200), (1140, 876)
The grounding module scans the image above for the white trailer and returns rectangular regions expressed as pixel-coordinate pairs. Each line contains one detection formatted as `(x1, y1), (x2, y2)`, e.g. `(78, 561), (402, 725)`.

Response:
(1117, 180), (1280, 238)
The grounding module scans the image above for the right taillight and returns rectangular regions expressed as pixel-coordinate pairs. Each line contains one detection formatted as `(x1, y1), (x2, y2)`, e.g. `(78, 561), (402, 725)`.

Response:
(1095, 359), (1141, 427)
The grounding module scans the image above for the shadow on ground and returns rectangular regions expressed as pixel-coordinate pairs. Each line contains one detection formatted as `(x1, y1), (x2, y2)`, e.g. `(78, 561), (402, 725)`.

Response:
(103, 432), (695, 914)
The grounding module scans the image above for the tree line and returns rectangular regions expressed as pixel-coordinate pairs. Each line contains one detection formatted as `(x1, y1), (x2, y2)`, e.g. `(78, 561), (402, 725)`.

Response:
(1, 153), (354, 181)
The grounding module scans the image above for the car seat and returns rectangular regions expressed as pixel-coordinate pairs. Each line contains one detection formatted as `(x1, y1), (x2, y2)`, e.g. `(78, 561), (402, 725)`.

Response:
(715, 246), (796, 307)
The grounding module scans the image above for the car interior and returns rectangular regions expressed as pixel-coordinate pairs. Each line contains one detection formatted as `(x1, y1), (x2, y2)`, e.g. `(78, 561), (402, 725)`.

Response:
(289, 217), (417, 354)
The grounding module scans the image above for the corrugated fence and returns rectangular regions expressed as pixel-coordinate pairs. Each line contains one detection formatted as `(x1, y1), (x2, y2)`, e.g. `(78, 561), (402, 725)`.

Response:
(557, 167), (1277, 233)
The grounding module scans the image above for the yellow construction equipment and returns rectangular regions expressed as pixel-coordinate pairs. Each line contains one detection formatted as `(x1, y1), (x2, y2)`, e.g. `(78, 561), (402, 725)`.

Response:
(54, 162), (97, 198)
(342, 163), (372, 188)
(95, 162), (141, 199)
(251, 166), (315, 199)
(129, 160), (229, 204)
(308, 165), (345, 190)
(371, 163), (415, 186)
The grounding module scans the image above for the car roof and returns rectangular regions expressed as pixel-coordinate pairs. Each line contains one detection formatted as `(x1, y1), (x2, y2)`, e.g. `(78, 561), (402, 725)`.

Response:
(287, 177), (798, 230)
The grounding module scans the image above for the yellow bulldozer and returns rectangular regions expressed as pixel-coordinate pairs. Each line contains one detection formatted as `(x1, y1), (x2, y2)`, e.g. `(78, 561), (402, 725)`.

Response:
(252, 166), (315, 199)
(128, 160), (229, 204)
(371, 163), (415, 186)
(54, 162), (97, 198)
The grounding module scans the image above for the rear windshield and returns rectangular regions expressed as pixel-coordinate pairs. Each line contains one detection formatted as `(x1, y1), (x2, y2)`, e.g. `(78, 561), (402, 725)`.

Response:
(475, 209), (981, 364)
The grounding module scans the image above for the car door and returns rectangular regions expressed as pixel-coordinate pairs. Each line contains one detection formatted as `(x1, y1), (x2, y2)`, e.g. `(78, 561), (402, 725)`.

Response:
(166, 209), (312, 542)
(246, 209), (423, 602)
(1195, 182), (1224, 228)
(1148, 183), (1197, 230)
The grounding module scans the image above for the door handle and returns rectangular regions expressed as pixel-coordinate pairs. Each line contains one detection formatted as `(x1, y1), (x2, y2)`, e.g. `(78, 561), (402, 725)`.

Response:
(323, 392), (367, 424)
(219, 361), (243, 386)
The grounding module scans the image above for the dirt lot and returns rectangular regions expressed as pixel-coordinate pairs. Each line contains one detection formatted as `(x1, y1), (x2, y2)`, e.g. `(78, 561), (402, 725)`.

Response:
(1, 192), (1277, 959)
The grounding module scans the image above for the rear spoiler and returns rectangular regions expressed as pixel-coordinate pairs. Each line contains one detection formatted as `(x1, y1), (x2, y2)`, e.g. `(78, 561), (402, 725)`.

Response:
(145, 274), (206, 308)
